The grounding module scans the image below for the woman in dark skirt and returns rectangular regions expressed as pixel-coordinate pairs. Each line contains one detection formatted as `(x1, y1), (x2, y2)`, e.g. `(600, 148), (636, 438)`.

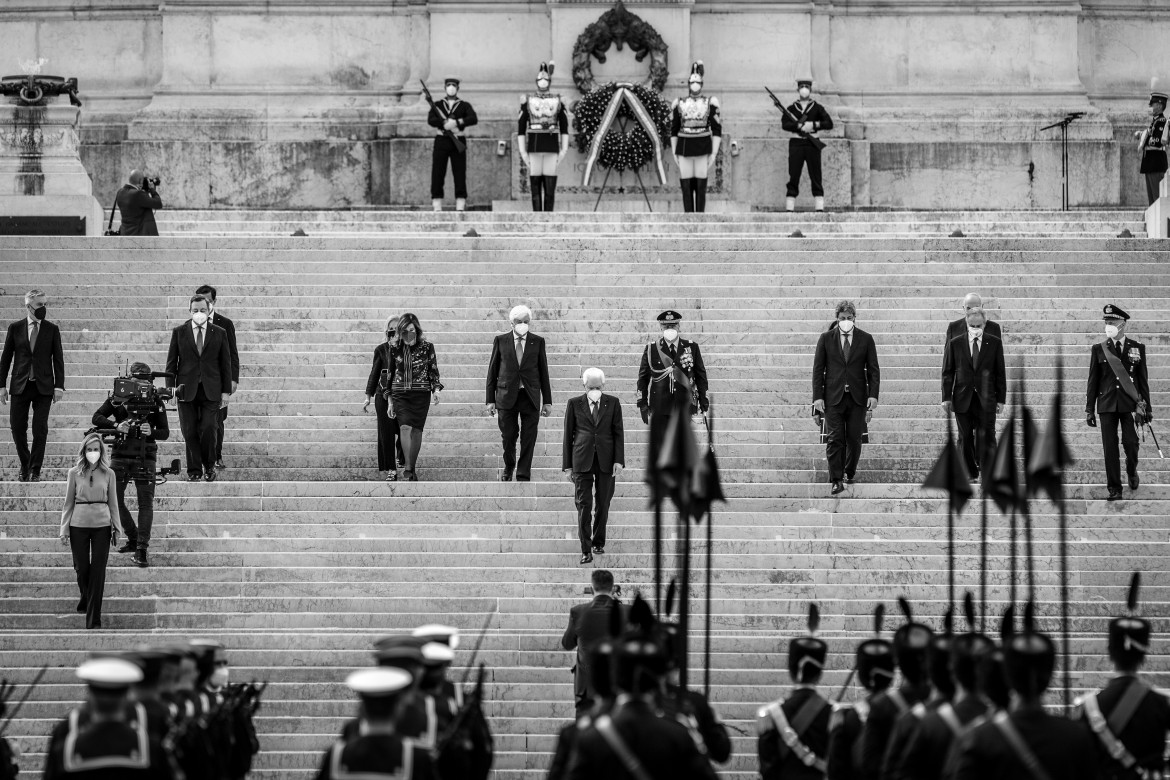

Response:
(364, 315), (406, 480)
(389, 313), (443, 481)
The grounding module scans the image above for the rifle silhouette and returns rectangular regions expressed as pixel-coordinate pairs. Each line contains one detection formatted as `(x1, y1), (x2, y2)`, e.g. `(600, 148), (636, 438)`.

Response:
(420, 80), (467, 154)
(764, 86), (826, 151)
(460, 610), (497, 687)
(435, 663), (487, 754)
(0, 665), (48, 738)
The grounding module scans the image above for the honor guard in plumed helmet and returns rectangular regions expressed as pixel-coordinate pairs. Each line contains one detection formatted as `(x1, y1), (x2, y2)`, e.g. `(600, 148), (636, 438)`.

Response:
(517, 60), (570, 212)
(670, 60), (723, 212)
(857, 604), (897, 695)
(949, 602), (1098, 780)
(758, 604), (832, 780)
(883, 609), (954, 780)
(316, 667), (439, 780)
(827, 604), (896, 780)
(1073, 573), (1170, 780)
(547, 628), (620, 780)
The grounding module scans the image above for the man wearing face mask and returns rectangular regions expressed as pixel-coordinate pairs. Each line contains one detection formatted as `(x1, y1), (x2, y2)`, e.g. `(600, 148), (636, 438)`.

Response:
(518, 61), (570, 212)
(166, 296), (233, 482)
(1136, 78), (1169, 206)
(782, 78), (834, 213)
(563, 368), (625, 564)
(428, 77), (479, 212)
(486, 304), (553, 482)
(812, 301), (880, 495)
(195, 285), (240, 472)
(1087, 304), (1152, 501)
(637, 311), (709, 435)
(2, 289), (65, 481)
(941, 309), (1006, 482)
(944, 293), (1002, 345)
(670, 61), (722, 213)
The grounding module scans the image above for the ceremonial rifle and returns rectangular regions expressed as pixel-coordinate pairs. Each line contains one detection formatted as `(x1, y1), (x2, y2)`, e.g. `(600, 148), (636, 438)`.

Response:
(460, 610), (497, 686)
(764, 86), (826, 151)
(420, 80), (467, 154)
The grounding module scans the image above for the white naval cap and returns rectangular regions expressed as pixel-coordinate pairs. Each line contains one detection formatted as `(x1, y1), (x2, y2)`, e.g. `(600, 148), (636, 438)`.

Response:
(77, 658), (143, 689)
(412, 624), (460, 650)
(346, 667), (414, 697)
(421, 642), (456, 665)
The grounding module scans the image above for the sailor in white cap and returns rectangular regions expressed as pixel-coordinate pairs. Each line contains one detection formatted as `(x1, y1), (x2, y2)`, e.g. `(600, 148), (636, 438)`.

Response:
(317, 667), (438, 780)
(412, 624), (461, 650)
(43, 658), (177, 779)
(1137, 78), (1170, 205)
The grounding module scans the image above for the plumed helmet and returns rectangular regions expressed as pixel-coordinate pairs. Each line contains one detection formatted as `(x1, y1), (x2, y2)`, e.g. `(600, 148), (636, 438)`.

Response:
(951, 593), (994, 692)
(1004, 601), (1056, 698)
(614, 594), (667, 694)
(857, 603), (896, 693)
(689, 61), (704, 85)
(1151, 77), (1168, 106)
(537, 61), (554, 82)
(1108, 572), (1151, 668)
(788, 603), (828, 684)
(892, 597), (934, 685)
(928, 609), (956, 701)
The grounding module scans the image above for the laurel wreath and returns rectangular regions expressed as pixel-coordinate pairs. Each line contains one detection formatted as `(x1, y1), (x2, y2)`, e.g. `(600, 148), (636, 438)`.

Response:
(572, 82), (670, 173)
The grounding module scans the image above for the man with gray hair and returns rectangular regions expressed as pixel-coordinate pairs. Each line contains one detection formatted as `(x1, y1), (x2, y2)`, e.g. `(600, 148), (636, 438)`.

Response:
(562, 368), (624, 564)
(486, 304), (553, 481)
(1, 289), (65, 481)
(945, 293), (1002, 344)
(812, 300), (880, 495)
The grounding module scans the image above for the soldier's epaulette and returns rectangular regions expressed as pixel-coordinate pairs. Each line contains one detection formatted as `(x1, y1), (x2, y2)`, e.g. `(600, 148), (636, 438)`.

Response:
(709, 95), (720, 107)
(671, 97), (680, 110)
(756, 699), (782, 734)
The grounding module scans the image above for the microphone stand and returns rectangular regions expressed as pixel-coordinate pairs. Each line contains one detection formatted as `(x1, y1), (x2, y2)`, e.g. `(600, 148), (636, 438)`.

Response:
(1040, 112), (1084, 211)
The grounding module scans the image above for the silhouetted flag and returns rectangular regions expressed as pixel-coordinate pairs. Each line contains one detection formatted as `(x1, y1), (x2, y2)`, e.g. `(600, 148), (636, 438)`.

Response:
(922, 418), (973, 513)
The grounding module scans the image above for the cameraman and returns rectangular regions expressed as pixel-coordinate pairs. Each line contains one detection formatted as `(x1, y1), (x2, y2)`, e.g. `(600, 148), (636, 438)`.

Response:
(114, 169), (162, 237)
(91, 362), (170, 568)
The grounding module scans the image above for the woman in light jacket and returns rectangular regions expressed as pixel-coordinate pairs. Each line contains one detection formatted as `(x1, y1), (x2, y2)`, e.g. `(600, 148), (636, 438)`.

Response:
(59, 432), (122, 629)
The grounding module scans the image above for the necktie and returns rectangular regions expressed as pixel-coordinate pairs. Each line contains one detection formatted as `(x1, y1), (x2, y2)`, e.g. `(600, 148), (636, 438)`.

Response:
(515, 337), (524, 365)
(1113, 339), (1122, 357)
(971, 336), (980, 366)
(843, 333), (851, 360)
(197, 325), (204, 355)
(591, 401), (599, 423)
(29, 321), (38, 353)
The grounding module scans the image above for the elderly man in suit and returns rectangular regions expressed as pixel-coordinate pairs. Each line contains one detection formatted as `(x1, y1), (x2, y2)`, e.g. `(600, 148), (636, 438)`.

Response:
(561, 569), (626, 714)
(195, 285), (240, 471)
(942, 308), (1006, 481)
(813, 301), (880, 495)
(1, 289), (65, 481)
(562, 367), (625, 564)
(166, 295), (232, 482)
(486, 304), (553, 482)
(945, 293), (1003, 345)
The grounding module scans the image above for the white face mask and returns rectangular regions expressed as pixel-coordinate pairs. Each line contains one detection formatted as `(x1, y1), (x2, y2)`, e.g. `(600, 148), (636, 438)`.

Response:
(586, 389), (603, 403)
(513, 323), (530, 336)
(1105, 324), (1120, 339)
(191, 311), (209, 326)
(210, 667), (230, 688)
(536, 78), (550, 91)
(689, 82), (702, 94)
(445, 86), (458, 97)
(85, 450), (101, 465)
(663, 328), (679, 343)
(799, 88), (811, 99)
(838, 320), (855, 334)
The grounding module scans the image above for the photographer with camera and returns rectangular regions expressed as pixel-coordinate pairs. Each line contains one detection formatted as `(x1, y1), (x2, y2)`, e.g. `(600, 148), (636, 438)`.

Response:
(91, 361), (172, 568)
(114, 169), (162, 237)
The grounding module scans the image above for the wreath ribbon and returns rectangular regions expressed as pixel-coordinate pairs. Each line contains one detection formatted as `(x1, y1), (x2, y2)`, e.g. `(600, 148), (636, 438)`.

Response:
(582, 85), (667, 187)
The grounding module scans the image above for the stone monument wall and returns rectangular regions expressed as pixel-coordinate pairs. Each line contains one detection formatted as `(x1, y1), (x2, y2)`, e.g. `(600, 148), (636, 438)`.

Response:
(3, 0), (1169, 210)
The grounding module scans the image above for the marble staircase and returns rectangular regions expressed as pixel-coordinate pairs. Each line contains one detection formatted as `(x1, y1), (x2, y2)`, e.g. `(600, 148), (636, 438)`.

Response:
(1, 222), (1168, 778)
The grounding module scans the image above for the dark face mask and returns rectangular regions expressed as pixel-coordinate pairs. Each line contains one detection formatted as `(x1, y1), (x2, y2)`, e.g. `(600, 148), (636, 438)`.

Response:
(403, 332), (418, 345)
(31, 305), (46, 321)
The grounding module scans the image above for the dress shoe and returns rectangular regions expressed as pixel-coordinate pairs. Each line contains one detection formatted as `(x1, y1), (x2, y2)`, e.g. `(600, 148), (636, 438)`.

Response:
(1129, 473), (1140, 490)
(87, 622), (102, 630)
(831, 480), (845, 495)
(30, 471), (40, 482)
(404, 471), (418, 482)
(1107, 489), (1123, 501)
(579, 553), (593, 565)
(385, 470), (397, 482)
(134, 549), (149, 568)
(592, 546), (604, 555)
(75, 598), (87, 613)
(187, 473), (202, 482)
(517, 475), (531, 482)
(216, 459), (227, 470)
(844, 474), (855, 485)
(17, 472), (27, 482)
(204, 471), (217, 482)
(116, 540), (136, 555)
(500, 472), (513, 482)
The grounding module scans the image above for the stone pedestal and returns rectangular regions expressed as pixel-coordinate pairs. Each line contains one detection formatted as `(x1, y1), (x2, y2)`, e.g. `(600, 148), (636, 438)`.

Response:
(0, 101), (103, 234)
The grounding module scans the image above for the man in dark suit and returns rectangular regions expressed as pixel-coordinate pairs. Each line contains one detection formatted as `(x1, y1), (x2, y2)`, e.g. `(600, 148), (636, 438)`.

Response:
(812, 300), (880, 495)
(562, 570), (627, 714)
(486, 304), (553, 482)
(942, 309), (1006, 481)
(945, 293), (1003, 344)
(562, 368), (625, 564)
(166, 295), (232, 482)
(195, 285), (240, 471)
(1, 289), (65, 481)
(114, 170), (162, 236)
(1087, 304), (1152, 501)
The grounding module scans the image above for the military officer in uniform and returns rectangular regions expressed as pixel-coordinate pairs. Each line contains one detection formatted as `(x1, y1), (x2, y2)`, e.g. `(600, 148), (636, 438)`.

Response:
(671, 61), (723, 213)
(43, 657), (177, 779)
(1137, 78), (1169, 205)
(945, 605), (1096, 780)
(637, 310), (709, 443)
(429, 77), (479, 212)
(1086, 304), (1152, 501)
(316, 667), (439, 780)
(782, 79), (834, 212)
(518, 61), (570, 212)
(828, 606), (897, 780)
(757, 604), (832, 780)
(125, 648), (178, 741)
(1073, 572), (1170, 780)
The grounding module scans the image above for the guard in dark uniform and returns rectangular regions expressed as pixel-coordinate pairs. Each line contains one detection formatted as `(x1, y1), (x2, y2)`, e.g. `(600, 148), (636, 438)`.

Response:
(43, 658), (177, 779)
(1073, 572), (1170, 780)
(429, 77), (479, 212)
(412, 624), (464, 713)
(342, 636), (438, 748)
(657, 613), (732, 763)
(125, 648), (178, 741)
(549, 634), (619, 780)
(670, 61), (723, 213)
(565, 594), (718, 780)
(882, 613), (956, 780)
(757, 604), (832, 780)
(782, 79), (833, 212)
(518, 61), (570, 212)
(316, 667), (439, 780)
(637, 310), (709, 443)
(1086, 304), (1152, 501)
(860, 599), (932, 780)
(945, 605), (1096, 780)
(827, 605), (897, 780)
(1138, 78), (1169, 205)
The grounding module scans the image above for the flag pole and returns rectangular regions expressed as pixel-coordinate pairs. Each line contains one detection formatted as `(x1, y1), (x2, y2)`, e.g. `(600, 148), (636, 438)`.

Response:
(704, 502), (713, 697)
(947, 416), (956, 615)
(1056, 352), (1072, 712)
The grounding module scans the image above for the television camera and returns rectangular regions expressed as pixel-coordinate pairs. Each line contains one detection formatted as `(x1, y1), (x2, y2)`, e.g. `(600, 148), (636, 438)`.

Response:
(87, 363), (182, 483)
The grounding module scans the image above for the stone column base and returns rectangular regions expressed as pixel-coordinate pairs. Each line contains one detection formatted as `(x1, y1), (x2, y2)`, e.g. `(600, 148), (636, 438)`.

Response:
(0, 195), (105, 235)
